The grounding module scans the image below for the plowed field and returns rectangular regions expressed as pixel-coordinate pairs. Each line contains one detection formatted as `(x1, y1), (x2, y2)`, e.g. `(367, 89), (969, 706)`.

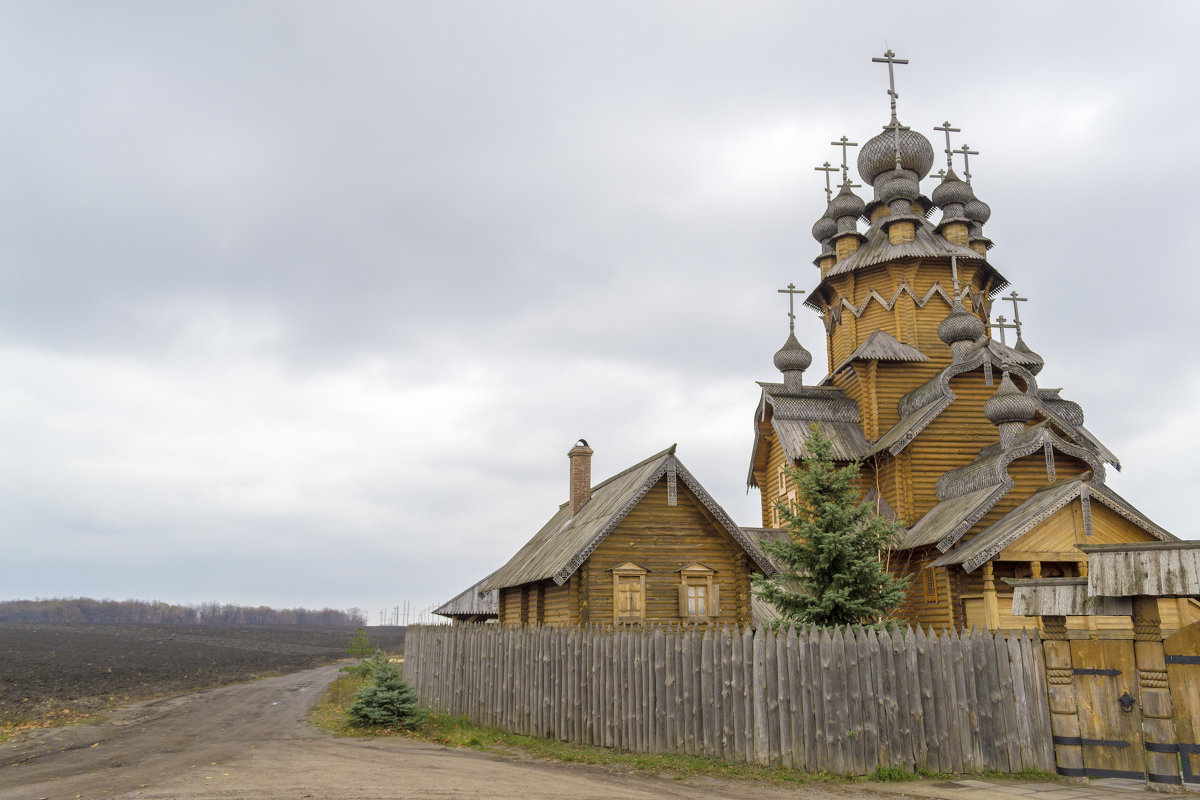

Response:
(0, 623), (405, 724)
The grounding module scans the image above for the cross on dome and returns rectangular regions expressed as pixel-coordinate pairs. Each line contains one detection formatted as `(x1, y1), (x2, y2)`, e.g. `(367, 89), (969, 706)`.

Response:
(933, 121), (961, 171)
(831, 136), (859, 184)
(953, 143), (980, 184)
(815, 162), (838, 202)
(1005, 291), (1029, 337)
(871, 49), (909, 124)
(993, 315), (1018, 347)
(777, 283), (805, 334)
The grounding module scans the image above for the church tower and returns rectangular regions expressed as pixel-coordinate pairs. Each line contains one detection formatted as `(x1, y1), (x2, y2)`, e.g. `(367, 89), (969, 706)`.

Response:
(748, 51), (1196, 634)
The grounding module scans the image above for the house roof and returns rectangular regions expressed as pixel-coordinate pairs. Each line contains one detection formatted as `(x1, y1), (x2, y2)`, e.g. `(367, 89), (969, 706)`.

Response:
(931, 480), (1174, 573)
(896, 484), (1006, 550)
(484, 446), (777, 592)
(433, 572), (499, 619)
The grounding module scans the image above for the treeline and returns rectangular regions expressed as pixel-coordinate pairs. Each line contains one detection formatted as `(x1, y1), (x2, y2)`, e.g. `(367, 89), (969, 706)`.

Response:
(0, 598), (367, 627)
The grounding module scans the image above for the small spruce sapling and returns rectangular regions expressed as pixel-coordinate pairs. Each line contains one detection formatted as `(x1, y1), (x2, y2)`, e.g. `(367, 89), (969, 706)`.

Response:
(347, 651), (424, 731)
(346, 626), (372, 658)
(752, 423), (909, 627)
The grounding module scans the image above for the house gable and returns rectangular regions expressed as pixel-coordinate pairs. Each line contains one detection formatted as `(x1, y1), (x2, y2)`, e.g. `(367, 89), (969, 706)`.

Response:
(583, 480), (750, 626)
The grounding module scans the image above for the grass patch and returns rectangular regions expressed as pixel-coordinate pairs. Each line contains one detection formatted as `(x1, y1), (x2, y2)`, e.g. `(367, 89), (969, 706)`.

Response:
(0, 708), (100, 742)
(979, 767), (1059, 781)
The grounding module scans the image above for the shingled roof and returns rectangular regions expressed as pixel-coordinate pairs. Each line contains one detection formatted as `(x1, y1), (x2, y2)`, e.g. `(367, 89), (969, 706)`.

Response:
(484, 446), (776, 592)
(433, 572), (499, 620)
(931, 480), (1174, 573)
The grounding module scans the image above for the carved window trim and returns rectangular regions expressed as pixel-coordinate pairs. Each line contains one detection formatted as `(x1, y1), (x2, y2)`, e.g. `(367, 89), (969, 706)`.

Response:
(610, 562), (648, 625)
(677, 562), (719, 620)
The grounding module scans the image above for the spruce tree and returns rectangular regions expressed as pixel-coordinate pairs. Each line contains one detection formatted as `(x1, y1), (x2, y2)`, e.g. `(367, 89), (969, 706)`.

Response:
(752, 424), (909, 627)
(347, 652), (423, 730)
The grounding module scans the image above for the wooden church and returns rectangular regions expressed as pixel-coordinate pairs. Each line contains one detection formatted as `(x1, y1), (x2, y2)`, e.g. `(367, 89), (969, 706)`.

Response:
(748, 51), (1199, 636)
(445, 50), (1198, 636)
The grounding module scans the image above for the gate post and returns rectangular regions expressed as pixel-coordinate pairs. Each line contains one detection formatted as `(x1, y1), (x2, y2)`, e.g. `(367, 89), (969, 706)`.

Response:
(1042, 615), (1085, 778)
(1132, 596), (1181, 788)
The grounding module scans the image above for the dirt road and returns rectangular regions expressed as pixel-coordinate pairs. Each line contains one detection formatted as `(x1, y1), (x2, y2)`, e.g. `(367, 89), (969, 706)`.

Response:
(0, 664), (912, 800)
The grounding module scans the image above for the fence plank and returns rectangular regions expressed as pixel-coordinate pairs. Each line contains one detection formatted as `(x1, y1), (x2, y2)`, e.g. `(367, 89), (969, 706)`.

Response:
(752, 628), (769, 765)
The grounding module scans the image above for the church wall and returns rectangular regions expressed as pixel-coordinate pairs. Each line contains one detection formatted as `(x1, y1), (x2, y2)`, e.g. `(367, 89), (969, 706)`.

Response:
(583, 480), (747, 627)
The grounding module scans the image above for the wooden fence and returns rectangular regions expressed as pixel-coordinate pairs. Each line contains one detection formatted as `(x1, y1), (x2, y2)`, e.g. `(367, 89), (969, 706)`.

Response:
(405, 623), (1054, 776)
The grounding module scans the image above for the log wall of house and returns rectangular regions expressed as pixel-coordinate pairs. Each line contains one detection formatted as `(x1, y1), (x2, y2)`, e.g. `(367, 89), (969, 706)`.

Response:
(582, 481), (749, 627)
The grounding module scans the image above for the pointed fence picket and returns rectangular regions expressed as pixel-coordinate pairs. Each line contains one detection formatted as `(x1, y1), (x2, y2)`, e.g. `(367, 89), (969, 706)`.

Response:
(403, 623), (1053, 776)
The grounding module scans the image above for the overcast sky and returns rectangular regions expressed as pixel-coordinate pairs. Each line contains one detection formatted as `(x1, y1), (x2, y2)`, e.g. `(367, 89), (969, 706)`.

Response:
(1, 2), (1196, 623)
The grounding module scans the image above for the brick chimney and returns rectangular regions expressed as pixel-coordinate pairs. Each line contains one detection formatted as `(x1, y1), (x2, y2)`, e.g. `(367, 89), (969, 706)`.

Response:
(568, 439), (593, 516)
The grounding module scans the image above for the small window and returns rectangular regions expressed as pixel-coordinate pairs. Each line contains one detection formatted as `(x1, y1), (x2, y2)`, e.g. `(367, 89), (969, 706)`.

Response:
(677, 563), (719, 621)
(610, 562), (648, 625)
(922, 567), (939, 603)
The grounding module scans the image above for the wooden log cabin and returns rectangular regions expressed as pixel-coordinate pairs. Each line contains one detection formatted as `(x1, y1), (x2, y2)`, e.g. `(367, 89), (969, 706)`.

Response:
(747, 65), (1200, 636)
(481, 442), (777, 627)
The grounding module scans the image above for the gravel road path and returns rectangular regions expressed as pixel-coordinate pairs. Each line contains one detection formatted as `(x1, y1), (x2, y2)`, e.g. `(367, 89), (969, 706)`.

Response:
(0, 664), (912, 800)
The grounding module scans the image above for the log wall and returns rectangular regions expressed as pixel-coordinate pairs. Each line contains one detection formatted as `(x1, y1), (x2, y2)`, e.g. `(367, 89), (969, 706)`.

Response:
(405, 623), (1054, 776)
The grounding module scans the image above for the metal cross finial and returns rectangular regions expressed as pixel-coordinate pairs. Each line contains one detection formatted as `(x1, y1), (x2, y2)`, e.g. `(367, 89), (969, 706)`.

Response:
(831, 136), (859, 183)
(777, 283), (805, 334)
(872, 49), (909, 123)
(1005, 291), (1028, 338)
(815, 162), (838, 202)
(933, 121), (961, 171)
(993, 315), (1018, 347)
(953, 143), (980, 184)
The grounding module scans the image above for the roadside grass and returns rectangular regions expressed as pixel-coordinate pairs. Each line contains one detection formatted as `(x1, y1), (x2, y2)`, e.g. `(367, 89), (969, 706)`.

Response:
(0, 708), (100, 742)
(309, 670), (1057, 787)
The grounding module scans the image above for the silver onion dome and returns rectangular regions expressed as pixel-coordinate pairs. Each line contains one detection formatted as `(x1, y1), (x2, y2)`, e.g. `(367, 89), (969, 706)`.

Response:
(812, 211), (837, 243)
(857, 123), (935, 187)
(827, 183), (866, 222)
(964, 197), (992, 224)
(877, 166), (920, 205)
(1051, 398), (1084, 427)
(985, 372), (1037, 426)
(938, 298), (985, 347)
(773, 332), (813, 374)
(1014, 337), (1044, 376)
(931, 169), (974, 208)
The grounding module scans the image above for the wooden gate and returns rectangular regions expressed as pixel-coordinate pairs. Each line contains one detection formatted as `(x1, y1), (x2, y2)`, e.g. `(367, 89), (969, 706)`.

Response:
(1069, 639), (1145, 780)
(1165, 622), (1200, 786)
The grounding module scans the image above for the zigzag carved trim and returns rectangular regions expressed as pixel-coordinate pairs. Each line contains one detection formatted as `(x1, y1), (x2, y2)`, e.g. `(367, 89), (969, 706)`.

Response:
(829, 281), (980, 321)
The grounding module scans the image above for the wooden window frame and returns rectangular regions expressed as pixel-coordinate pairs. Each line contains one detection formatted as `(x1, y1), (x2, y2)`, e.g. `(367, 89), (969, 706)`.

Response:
(922, 566), (939, 603)
(677, 562), (719, 621)
(610, 562), (648, 625)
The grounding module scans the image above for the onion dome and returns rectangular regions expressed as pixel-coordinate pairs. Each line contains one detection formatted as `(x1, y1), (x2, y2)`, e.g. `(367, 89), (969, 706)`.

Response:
(930, 169), (974, 209)
(964, 197), (991, 225)
(1040, 389), (1084, 427)
(857, 122), (935, 187)
(877, 165), (920, 206)
(1013, 337), (1044, 376)
(827, 183), (866, 234)
(812, 210), (836, 244)
(774, 331), (812, 391)
(937, 297), (985, 348)
(774, 331), (812, 374)
(985, 372), (1036, 426)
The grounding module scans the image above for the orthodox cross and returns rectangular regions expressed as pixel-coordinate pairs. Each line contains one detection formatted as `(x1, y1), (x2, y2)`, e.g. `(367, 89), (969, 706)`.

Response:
(778, 283), (805, 334)
(953, 143), (980, 184)
(831, 136), (858, 183)
(1005, 291), (1028, 337)
(993, 315), (1018, 347)
(933, 121), (960, 171)
(872, 49), (909, 123)
(815, 162), (838, 202)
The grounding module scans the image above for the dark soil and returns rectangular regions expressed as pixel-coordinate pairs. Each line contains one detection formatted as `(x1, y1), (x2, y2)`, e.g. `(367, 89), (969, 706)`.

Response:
(0, 623), (406, 723)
